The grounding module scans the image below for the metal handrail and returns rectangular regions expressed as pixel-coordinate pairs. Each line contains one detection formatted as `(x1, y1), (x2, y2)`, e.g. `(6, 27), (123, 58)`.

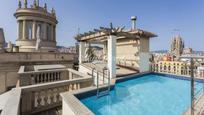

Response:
(96, 67), (111, 97)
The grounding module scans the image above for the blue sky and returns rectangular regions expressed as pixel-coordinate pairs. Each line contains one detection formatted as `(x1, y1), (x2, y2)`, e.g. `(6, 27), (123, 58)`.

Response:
(0, 0), (204, 51)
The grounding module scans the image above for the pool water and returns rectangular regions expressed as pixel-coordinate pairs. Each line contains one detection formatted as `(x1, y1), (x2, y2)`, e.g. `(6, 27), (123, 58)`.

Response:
(80, 74), (203, 115)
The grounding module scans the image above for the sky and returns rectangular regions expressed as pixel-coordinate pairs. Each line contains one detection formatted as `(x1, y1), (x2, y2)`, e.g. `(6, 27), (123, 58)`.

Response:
(0, 0), (204, 51)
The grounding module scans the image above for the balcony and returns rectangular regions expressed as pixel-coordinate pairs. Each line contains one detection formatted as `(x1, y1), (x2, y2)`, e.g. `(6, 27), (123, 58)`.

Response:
(1, 67), (93, 115)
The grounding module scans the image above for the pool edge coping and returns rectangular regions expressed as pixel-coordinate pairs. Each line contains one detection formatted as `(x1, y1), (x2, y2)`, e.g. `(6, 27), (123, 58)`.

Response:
(60, 71), (204, 115)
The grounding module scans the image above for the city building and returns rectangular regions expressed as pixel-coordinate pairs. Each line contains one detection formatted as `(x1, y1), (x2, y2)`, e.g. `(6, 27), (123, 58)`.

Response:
(183, 47), (193, 54)
(152, 60), (190, 75)
(0, 0), (75, 94)
(169, 35), (185, 58)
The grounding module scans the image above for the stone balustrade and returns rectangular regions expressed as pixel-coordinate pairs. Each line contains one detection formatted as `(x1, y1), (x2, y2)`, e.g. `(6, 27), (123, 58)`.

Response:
(1, 68), (93, 115)
(0, 52), (75, 63)
(18, 68), (69, 86)
(151, 63), (199, 77)
(18, 65), (85, 86)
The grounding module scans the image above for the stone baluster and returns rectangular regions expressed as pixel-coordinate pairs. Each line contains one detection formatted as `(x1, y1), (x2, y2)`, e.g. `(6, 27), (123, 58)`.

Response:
(39, 74), (42, 83)
(46, 73), (48, 82)
(31, 74), (35, 85)
(42, 74), (44, 83)
(50, 73), (52, 81)
(49, 89), (54, 104)
(56, 87), (61, 102)
(36, 74), (39, 84)
(67, 85), (70, 91)
(52, 73), (55, 81)
(43, 90), (48, 106)
(69, 84), (72, 91)
(77, 83), (80, 89)
(55, 73), (57, 81)
(47, 89), (51, 104)
(36, 91), (42, 107)
(53, 72), (57, 81)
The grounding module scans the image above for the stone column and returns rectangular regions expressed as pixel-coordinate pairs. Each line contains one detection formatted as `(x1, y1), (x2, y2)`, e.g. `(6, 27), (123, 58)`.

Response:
(79, 42), (85, 64)
(17, 21), (20, 40)
(43, 22), (47, 40)
(107, 35), (116, 78)
(32, 21), (36, 39)
(22, 20), (27, 40)
(50, 25), (53, 41)
(53, 26), (56, 42)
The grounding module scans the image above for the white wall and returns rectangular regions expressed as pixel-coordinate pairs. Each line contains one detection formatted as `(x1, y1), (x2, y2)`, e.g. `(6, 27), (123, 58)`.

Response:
(139, 52), (150, 72)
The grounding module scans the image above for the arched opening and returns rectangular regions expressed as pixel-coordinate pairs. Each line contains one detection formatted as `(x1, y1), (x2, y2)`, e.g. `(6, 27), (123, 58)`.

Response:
(27, 21), (33, 40)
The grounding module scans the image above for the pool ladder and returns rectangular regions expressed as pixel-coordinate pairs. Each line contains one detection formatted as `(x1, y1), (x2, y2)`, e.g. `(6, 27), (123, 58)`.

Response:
(92, 67), (111, 98)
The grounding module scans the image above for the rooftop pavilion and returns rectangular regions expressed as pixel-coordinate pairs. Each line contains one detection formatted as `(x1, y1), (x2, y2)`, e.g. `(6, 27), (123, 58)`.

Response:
(75, 17), (157, 81)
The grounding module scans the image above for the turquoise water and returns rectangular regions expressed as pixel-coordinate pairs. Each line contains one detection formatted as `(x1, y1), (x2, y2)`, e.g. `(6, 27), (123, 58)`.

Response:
(81, 74), (203, 115)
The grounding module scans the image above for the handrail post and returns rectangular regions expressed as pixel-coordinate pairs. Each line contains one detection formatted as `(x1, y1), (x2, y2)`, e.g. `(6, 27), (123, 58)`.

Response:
(103, 68), (105, 84)
(108, 68), (110, 91)
(92, 68), (96, 86)
(97, 72), (99, 96)
(190, 58), (194, 115)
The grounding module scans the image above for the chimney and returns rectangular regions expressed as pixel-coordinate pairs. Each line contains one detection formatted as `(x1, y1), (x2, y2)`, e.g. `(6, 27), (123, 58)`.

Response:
(131, 16), (137, 30)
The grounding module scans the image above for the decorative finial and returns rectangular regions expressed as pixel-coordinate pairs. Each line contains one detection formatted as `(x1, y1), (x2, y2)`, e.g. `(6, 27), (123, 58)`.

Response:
(18, 0), (22, 9)
(33, 0), (37, 8)
(51, 7), (56, 16)
(44, 3), (47, 11)
(24, 0), (27, 8)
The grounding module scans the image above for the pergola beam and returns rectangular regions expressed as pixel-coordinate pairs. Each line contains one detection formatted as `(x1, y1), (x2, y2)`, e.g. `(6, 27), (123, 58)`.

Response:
(75, 24), (157, 42)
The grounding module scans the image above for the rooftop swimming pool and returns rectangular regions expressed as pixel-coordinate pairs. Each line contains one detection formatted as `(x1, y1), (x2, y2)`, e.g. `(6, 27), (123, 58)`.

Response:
(79, 73), (204, 115)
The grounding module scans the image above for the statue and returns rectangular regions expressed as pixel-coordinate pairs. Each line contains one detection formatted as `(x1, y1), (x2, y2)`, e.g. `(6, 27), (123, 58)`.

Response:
(18, 0), (22, 9)
(24, 0), (27, 8)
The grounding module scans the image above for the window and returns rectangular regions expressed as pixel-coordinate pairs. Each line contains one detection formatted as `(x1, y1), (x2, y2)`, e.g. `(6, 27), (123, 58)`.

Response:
(28, 27), (32, 39)
(27, 21), (33, 39)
